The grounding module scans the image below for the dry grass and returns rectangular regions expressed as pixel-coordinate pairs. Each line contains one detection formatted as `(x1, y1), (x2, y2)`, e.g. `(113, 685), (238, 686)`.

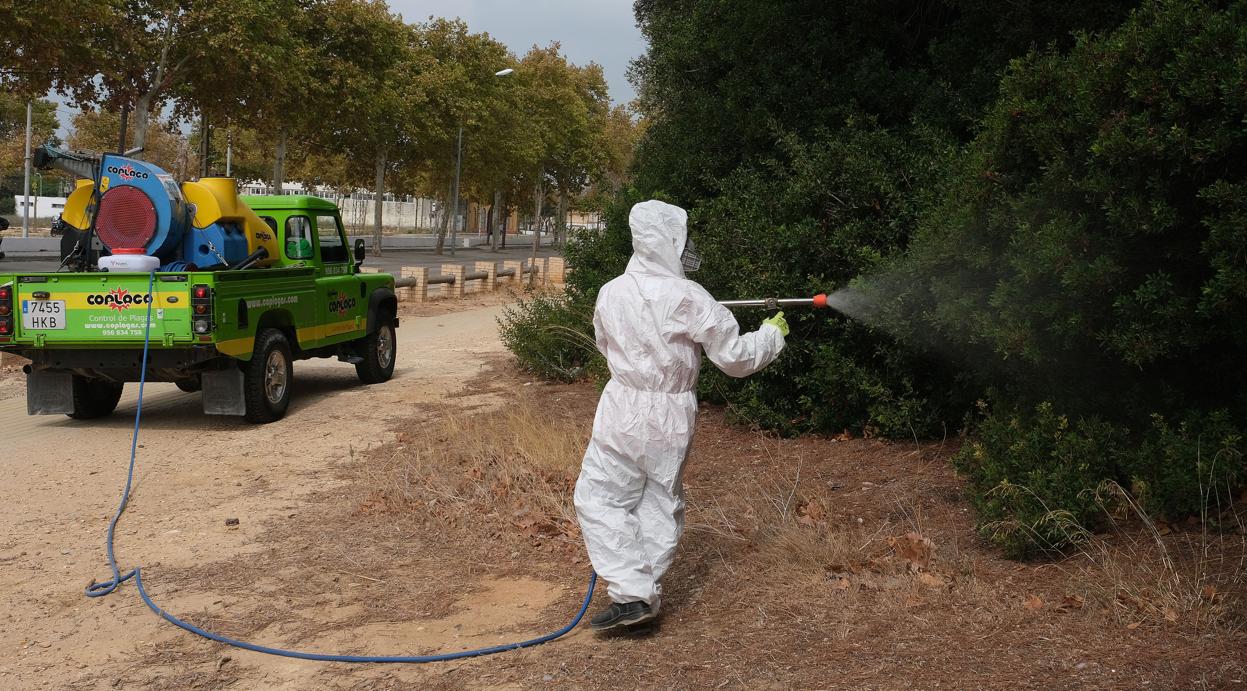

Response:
(1050, 481), (1247, 632)
(359, 399), (591, 552)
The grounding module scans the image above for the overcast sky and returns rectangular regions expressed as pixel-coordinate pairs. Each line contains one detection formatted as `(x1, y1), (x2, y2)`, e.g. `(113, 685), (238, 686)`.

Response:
(390, 0), (646, 105)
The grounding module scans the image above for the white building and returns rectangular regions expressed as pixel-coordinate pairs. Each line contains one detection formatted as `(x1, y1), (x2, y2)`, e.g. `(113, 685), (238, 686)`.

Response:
(13, 196), (68, 221)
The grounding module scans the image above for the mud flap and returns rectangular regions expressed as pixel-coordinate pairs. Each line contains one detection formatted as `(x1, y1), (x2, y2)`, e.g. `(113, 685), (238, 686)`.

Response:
(202, 368), (246, 416)
(27, 370), (73, 415)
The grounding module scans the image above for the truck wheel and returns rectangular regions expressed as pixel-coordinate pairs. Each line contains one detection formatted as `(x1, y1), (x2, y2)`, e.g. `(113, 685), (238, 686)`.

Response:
(175, 376), (202, 393)
(243, 329), (293, 423)
(68, 376), (124, 420)
(355, 319), (396, 384)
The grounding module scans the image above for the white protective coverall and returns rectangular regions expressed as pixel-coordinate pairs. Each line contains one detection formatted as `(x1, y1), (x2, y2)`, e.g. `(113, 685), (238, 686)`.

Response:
(574, 200), (786, 608)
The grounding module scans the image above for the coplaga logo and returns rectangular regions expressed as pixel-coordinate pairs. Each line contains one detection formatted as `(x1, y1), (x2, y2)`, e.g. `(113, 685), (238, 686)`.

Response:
(106, 164), (150, 181)
(326, 290), (356, 317)
(88, 287), (152, 312)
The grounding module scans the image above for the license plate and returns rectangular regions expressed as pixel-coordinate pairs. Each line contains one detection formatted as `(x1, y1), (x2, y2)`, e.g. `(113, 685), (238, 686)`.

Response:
(21, 300), (67, 330)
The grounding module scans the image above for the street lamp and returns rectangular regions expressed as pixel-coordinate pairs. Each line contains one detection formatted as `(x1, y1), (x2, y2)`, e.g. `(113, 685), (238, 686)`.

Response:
(449, 67), (514, 256)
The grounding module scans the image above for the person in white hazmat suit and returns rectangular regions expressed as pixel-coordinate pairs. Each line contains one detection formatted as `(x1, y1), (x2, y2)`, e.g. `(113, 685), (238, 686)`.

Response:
(575, 200), (789, 631)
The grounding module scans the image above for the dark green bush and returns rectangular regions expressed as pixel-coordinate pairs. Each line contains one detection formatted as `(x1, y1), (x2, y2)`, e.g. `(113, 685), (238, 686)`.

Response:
(957, 402), (1246, 557)
(954, 402), (1126, 557)
(898, 0), (1247, 551)
(897, 0), (1247, 422)
(685, 121), (970, 437)
(1129, 411), (1245, 521)
(498, 293), (604, 384)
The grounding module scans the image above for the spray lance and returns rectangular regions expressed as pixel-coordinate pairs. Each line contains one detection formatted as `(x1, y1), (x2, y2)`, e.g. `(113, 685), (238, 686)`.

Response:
(717, 293), (834, 311)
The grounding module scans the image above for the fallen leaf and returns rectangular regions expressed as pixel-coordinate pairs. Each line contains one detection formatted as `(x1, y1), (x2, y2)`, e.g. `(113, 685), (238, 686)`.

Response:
(796, 514), (817, 528)
(1126, 622), (1140, 630)
(1055, 594), (1085, 612)
(1200, 585), (1218, 601)
(1164, 608), (1179, 623)
(887, 532), (935, 572)
(917, 572), (946, 588)
(1023, 594), (1044, 611)
(829, 577), (850, 591)
(802, 500), (827, 522)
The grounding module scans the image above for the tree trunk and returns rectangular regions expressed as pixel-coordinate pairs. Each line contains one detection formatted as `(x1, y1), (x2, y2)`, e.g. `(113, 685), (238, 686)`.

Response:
(530, 176), (543, 287)
(500, 192), (508, 249)
(199, 112), (210, 178)
(490, 189), (503, 252)
(132, 91), (154, 156)
(373, 148), (386, 256)
(556, 189), (568, 247)
(434, 178), (453, 255)
(272, 129), (286, 195)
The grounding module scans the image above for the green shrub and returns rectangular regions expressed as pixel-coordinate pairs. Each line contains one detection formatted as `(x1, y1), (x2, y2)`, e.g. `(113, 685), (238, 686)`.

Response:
(958, 401), (1246, 556)
(1129, 411), (1245, 521)
(954, 402), (1126, 558)
(683, 121), (970, 438)
(901, 0), (1247, 551)
(498, 293), (605, 384)
(896, 0), (1247, 423)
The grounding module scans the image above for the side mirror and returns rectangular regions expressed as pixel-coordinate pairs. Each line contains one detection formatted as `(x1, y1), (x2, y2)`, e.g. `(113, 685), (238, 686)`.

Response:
(354, 238), (366, 264)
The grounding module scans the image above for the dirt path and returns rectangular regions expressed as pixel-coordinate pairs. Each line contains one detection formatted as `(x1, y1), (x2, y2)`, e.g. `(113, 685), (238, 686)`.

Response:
(0, 304), (521, 690)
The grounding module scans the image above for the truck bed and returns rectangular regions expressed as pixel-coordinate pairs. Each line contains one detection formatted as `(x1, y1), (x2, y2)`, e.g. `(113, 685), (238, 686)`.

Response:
(0, 267), (317, 354)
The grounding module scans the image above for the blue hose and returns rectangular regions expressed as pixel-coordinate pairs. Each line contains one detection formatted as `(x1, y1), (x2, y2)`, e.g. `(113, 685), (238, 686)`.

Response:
(86, 270), (597, 662)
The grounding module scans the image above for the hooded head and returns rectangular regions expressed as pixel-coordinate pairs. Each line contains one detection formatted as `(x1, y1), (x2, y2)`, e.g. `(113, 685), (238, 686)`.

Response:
(626, 200), (689, 278)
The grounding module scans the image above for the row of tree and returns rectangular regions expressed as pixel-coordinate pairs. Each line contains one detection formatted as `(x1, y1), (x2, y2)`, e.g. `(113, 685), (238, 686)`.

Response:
(1, 0), (639, 250)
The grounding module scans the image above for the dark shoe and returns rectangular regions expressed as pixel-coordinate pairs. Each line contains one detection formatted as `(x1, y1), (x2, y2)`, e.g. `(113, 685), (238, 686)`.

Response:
(589, 601), (656, 631)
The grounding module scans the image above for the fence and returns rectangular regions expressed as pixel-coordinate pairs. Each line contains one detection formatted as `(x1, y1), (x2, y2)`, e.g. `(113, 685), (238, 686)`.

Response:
(360, 256), (566, 302)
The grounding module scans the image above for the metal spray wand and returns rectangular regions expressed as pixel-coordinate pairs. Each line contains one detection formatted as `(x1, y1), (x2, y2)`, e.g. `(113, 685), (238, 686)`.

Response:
(717, 294), (831, 310)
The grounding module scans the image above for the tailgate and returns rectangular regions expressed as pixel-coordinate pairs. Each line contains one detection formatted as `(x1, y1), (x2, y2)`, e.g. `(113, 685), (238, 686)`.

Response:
(11, 273), (192, 346)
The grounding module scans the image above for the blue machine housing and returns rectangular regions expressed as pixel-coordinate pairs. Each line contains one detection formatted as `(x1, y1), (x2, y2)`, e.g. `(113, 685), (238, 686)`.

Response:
(96, 154), (252, 268)
(98, 154), (190, 259)
(181, 221), (250, 268)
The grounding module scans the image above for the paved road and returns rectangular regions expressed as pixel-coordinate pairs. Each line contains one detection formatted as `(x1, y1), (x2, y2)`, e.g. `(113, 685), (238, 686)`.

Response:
(0, 245), (562, 274)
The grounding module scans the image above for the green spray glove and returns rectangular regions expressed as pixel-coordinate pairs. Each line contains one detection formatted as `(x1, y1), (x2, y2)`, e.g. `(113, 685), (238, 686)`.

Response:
(762, 310), (789, 336)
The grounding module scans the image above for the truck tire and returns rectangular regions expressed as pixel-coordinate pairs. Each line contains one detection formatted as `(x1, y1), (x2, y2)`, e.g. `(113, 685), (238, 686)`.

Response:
(175, 376), (202, 393)
(68, 376), (124, 420)
(243, 329), (293, 423)
(355, 319), (396, 384)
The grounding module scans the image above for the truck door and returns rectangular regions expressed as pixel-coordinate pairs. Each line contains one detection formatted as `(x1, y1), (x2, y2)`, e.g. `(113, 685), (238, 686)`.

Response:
(312, 213), (365, 345)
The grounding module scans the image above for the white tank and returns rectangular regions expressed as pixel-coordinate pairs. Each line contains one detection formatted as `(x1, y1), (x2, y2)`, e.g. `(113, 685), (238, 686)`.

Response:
(98, 248), (161, 273)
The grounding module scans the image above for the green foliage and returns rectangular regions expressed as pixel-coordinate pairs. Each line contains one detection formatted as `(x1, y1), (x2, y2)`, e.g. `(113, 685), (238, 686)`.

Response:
(498, 293), (604, 384)
(903, 0), (1247, 552)
(1129, 411), (1245, 521)
(898, 0), (1247, 422)
(954, 403), (1124, 557)
(630, 0), (1136, 203)
(957, 402), (1246, 557)
(686, 121), (969, 436)
(0, 96), (59, 181)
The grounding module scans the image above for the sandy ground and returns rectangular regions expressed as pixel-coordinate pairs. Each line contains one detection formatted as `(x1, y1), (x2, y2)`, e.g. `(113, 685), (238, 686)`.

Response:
(0, 302), (520, 690)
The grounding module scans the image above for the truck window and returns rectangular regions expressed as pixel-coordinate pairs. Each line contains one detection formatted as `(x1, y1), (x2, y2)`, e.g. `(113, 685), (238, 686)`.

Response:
(285, 216), (314, 260)
(316, 214), (348, 263)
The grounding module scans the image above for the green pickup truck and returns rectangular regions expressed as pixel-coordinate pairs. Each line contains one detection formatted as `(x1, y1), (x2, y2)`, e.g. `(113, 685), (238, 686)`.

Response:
(0, 195), (398, 423)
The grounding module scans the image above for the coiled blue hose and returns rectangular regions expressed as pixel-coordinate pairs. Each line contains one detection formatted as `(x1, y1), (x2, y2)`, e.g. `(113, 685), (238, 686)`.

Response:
(86, 271), (597, 662)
